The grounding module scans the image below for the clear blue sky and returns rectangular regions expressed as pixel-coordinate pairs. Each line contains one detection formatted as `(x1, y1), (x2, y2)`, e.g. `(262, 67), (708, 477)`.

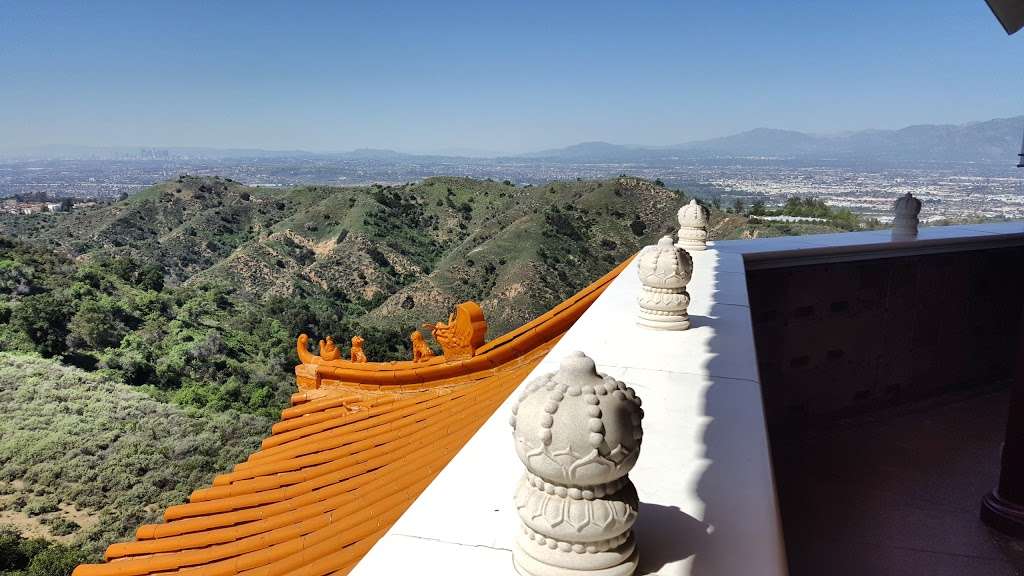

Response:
(1, 0), (1021, 154)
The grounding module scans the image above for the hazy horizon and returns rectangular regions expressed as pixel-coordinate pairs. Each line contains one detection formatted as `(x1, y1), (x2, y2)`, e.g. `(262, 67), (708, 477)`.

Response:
(3, 1), (1023, 155)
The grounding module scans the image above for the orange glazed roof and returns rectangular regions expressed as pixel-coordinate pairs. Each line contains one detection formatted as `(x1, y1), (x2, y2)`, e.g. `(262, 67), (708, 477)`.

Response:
(73, 257), (632, 576)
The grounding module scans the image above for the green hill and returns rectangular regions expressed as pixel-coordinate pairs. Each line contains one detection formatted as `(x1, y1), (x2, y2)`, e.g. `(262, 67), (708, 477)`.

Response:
(0, 175), (848, 339)
(0, 175), (861, 564)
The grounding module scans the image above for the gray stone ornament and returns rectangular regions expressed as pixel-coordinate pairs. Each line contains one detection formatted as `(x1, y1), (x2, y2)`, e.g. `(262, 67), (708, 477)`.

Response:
(637, 235), (693, 331)
(892, 192), (922, 241)
(676, 198), (709, 251)
(510, 351), (644, 576)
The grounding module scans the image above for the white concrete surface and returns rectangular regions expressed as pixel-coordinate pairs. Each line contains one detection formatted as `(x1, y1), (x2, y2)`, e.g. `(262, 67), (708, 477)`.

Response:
(351, 248), (786, 576)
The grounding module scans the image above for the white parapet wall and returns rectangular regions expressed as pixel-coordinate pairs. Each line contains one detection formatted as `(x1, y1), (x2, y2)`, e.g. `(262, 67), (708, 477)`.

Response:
(351, 246), (787, 576)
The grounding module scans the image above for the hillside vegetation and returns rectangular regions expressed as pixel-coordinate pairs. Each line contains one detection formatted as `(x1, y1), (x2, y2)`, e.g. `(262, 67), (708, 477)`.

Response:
(0, 176), (861, 572)
(1, 175), (829, 338)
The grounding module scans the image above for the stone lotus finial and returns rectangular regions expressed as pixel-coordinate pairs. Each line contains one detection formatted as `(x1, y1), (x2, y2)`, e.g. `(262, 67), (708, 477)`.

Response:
(637, 236), (693, 330)
(676, 198), (709, 251)
(892, 192), (922, 241)
(510, 351), (643, 576)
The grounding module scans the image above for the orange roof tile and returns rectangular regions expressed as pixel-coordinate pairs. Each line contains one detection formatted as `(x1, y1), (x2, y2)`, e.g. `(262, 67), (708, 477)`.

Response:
(73, 257), (632, 576)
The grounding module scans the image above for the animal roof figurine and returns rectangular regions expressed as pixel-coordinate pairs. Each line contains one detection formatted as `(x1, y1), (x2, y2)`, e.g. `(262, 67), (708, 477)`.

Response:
(410, 330), (436, 363)
(317, 336), (340, 361)
(424, 301), (487, 361)
(350, 335), (367, 363)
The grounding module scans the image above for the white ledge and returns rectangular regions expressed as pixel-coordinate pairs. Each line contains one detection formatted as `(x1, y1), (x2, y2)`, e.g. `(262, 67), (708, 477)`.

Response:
(730, 223), (1024, 269)
(352, 249), (785, 576)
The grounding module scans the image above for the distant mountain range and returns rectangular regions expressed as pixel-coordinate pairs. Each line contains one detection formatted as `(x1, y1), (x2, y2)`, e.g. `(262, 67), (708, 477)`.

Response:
(4, 116), (1022, 165)
(524, 116), (1024, 164)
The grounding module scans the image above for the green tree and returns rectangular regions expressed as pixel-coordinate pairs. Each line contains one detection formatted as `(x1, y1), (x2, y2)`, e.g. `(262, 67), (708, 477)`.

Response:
(67, 297), (127, 350)
(10, 291), (74, 357)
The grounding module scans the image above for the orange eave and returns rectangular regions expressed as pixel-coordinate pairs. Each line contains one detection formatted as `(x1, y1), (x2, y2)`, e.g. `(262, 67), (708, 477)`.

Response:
(72, 256), (633, 576)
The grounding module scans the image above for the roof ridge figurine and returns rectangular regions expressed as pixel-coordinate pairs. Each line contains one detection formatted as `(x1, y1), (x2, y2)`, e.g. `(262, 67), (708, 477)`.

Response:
(410, 329), (436, 363)
(349, 335), (367, 363)
(423, 301), (487, 361)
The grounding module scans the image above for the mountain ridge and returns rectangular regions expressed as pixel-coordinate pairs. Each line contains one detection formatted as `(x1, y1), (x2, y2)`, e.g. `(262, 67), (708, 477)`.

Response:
(528, 116), (1024, 163)
(4, 116), (1021, 164)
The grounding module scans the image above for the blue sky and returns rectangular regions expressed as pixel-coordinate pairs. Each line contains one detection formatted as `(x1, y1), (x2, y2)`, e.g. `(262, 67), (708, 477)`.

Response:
(1, 0), (1021, 154)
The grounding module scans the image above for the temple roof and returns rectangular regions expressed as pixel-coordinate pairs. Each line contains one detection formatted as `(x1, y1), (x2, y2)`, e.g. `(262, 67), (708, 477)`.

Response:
(72, 258), (631, 576)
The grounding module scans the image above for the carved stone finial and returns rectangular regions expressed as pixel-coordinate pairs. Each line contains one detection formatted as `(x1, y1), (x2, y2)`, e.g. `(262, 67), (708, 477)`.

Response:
(892, 192), (921, 241)
(410, 330), (435, 363)
(637, 236), (692, 330)
(350, 335), (367, 363)
(510, 351), (644, 576)
(676, 199), (709, 251)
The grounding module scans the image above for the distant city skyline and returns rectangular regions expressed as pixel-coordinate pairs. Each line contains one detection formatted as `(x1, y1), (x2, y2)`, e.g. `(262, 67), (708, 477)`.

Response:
(2, 1), (1022, 155)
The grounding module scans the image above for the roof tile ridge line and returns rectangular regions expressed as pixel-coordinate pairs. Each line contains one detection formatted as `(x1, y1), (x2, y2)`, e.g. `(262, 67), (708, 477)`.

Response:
(137, 460), (394, 541)
(82, 336), (557, 569)
(253, 364), (536, 465)
(244, 381), (507, 471)
(255, 395), (464, 465)
(136, 406), (489, 541)
(143, 405), (493, 544)
(215, 392), (483, 486)
(146, 416), (470, 539)
(267, 394), (412, 437)
(161, 377), (519, 521)
(291, 525), (386, 576)
(227, 501), (414, 576)
(105, 445), (453, 560)
(195, 381), (513, 500)
(280, 393), (365, 420)
(245, 467), (448, 576)
(91, 481), (428, 576)
(260, 389), (462, 451)
(91, 360), (540, 573)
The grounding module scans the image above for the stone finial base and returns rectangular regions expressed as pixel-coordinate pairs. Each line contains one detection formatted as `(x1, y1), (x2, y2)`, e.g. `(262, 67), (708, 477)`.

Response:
(637, 286), (691, 331)
(891, 221), (918, 242)
(637, 309), (690, 330)
(513, 533), (639, 576)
